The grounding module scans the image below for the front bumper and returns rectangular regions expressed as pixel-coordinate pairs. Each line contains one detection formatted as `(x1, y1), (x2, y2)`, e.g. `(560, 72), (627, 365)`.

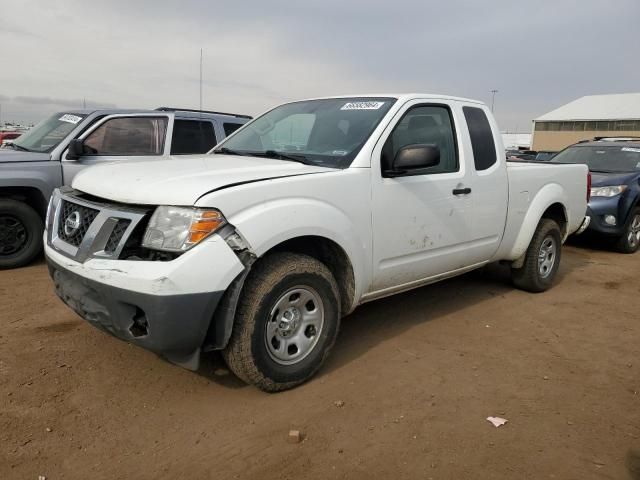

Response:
(585, 202), (626, 236)
(45, 234), (245, 370)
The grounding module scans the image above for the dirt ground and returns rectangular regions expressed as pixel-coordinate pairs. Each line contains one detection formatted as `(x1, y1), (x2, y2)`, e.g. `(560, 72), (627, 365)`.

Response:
(1, 242), (639, 480)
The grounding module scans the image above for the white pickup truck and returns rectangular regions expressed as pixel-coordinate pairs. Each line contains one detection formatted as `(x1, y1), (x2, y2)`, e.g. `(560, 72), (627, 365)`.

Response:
(44, 94), (589, 391)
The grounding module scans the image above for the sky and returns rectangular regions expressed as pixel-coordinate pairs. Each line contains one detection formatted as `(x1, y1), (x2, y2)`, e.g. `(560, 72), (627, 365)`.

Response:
(1, 0), (638, 132)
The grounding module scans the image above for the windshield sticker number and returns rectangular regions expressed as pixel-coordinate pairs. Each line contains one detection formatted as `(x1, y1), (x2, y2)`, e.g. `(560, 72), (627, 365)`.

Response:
(341, 101), (385, 111)
(59, 114), (82, 124)
(622, 147), (640, 153)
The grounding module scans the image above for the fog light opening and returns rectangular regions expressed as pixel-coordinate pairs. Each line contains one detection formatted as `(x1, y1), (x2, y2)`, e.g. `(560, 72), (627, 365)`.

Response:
(604, 215), (617, 226)
(129, 307), (149, 337)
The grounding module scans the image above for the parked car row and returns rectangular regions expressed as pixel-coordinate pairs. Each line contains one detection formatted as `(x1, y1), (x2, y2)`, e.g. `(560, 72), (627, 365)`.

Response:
(549, 138), (640, 252)
(0, 107), (251, 268)
(506, 149), (557, 162)
(40, 93), (591, 391)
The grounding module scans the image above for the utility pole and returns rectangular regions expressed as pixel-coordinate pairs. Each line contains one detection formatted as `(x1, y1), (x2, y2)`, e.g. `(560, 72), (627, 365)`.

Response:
(490, 89), (498, 112)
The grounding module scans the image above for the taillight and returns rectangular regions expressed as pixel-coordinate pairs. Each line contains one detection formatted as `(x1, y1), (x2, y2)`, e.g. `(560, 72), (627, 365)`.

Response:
(587, 171), (592, 202)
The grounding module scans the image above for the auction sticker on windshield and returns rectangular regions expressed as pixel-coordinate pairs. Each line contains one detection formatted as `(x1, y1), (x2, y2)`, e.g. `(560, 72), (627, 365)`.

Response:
(59, 114), (83, 124)
(341, 101), (385, 110)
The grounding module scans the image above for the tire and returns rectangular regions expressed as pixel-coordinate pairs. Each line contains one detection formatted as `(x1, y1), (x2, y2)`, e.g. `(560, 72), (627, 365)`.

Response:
(615, 208), (640, 254)
(511, 218), (562, 293)
(0, 199), (44, 269)
(222, 252), (341, 392)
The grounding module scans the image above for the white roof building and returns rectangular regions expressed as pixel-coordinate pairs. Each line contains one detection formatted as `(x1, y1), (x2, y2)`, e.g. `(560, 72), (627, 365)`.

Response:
(532, 93), (640, 151)
(535, 93), (640, 122)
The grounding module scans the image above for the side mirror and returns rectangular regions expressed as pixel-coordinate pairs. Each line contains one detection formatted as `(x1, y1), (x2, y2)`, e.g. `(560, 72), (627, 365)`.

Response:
(66, 139), (85, 160)
(392, 144), (440, 174)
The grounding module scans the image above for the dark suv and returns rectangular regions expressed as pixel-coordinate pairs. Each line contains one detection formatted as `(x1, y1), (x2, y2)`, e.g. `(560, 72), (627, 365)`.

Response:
(551, 138), (640, 252)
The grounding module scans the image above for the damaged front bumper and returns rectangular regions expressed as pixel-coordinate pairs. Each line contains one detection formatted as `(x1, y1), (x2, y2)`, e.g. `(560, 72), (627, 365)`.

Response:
(45, 233), (245, 370)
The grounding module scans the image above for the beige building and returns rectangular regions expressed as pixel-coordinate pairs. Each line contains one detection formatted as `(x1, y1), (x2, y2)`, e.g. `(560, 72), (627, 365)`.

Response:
(531, 93), (640, 151)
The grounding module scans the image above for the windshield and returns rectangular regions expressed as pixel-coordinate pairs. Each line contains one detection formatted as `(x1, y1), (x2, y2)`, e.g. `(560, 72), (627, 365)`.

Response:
(13, 112), (86, 153)
(214, 97), (396, 168)
(552, 145), (640, 173)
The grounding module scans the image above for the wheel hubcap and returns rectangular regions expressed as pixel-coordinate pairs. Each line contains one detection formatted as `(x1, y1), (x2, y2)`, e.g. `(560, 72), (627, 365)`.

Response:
(265, 286), (325, 365)
(627, 215), (640, 248)
(0, 215), (28, 256)
(538, 235), (557, 279)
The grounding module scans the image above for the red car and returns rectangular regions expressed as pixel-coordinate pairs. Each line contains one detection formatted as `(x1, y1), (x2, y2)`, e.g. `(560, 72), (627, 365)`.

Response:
(0, 131), (22, 145)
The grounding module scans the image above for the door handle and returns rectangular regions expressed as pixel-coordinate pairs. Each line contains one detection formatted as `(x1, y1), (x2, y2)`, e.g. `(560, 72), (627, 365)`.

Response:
(452, 187), (472, 195)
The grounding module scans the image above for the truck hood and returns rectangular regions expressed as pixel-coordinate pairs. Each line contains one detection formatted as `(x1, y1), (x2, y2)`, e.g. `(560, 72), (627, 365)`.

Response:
(0, 149), (50, 163)
(591, 171), (639, 187)
(72, 154), (336, 205)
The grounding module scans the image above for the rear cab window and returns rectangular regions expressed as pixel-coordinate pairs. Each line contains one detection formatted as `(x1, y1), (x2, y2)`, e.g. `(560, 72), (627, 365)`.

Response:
(463, 106), (498, 171)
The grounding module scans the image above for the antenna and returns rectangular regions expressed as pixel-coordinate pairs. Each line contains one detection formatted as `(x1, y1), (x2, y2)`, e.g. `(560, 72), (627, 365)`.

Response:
(199, 48), (203, 112)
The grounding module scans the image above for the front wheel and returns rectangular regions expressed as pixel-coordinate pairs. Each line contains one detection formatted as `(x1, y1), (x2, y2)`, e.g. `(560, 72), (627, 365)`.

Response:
(222, 252), (341, 392)
(615, 209), (640, 254)
(0, 199), (44, 269)
(511, 219), (562, 293)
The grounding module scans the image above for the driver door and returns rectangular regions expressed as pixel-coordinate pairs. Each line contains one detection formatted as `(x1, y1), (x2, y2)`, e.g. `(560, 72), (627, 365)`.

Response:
(61, 114), (172, 184)
(370, 101), (477, 293)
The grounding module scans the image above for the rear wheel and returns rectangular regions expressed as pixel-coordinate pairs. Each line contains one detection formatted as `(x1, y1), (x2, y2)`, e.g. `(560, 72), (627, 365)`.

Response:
(511, 218), (562, 293)
(0, 199), (43, 269)
(222, 252), (341, 392)
(615, 209), (640, 254)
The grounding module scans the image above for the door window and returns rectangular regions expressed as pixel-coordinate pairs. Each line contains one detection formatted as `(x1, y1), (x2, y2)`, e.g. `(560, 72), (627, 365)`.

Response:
(83, 117), (168, 155)
(382, 105), (458, 175)
(170, 120), (217, 154)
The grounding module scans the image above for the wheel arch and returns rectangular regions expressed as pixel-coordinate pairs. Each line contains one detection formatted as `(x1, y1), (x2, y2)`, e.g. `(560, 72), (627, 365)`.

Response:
(204, 232), (358, 352)
(506, 183), (570, 262)
(0, 186), (48, 219)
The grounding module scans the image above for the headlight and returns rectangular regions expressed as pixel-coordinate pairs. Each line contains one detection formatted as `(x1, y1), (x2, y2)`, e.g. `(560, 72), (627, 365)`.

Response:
(590, 185), (627, 197)
(142, 206), (226, 252)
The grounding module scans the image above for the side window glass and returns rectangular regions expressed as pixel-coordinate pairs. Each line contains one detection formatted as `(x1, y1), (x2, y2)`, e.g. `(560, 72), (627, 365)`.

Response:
(381, 105), (458, 175)
(223, 122), (243, 137)
(170, 120), (217, 155)
(84, 117), (168, 155)
(463, 106), (498, 171)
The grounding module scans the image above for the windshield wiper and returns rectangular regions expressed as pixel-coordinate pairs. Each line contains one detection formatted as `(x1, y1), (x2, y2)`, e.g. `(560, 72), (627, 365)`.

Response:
(213, 147), (242, 155)
(9, 143), (30, 152)
(255, 150), (310, 165)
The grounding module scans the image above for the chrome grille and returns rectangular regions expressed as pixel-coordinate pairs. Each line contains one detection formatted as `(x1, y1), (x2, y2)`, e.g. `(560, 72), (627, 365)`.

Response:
(57, 200), (99, 247)
(105, 219), (131, 253)
(48, 190), (148, 263)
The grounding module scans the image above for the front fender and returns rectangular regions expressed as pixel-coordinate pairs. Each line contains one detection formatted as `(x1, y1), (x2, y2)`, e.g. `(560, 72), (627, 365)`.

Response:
(0, 161), (62, 201)
(505, 183), (569, 261)
(227, 197), (368, 307)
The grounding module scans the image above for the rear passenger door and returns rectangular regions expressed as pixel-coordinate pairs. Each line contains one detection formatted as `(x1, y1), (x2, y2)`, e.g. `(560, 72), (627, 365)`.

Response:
(460, 104), (508, 261)
(170, 118), (218, 155)
(61, 113), (171, 184)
